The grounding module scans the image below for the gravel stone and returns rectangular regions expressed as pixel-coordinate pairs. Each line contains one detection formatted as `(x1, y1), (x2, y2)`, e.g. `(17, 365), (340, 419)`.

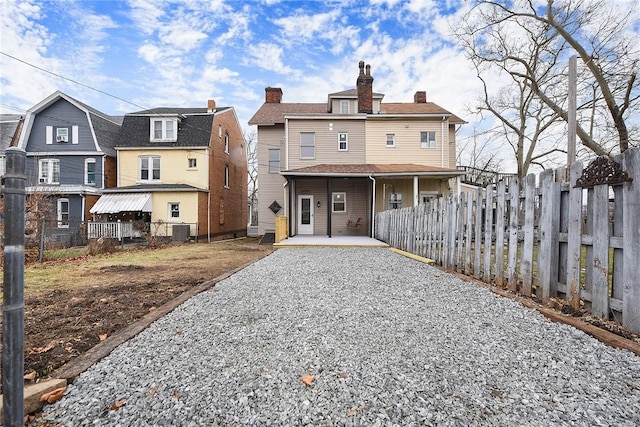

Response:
(35, 247), (640, 426)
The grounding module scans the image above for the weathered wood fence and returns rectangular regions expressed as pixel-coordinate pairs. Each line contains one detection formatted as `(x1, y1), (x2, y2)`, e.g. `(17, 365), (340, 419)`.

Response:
(375, 148), (640, 334)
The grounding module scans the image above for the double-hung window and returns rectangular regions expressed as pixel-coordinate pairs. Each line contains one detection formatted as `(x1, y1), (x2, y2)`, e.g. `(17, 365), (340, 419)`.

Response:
(85, 158), (96, 185)
(332, 192), (346, 213)
(340, 100), (350, 114)
(140, 156), (160, 182)
(420, 131), (436, 148)
(39, 159), (60, 184)
(224, 133), (229, 154)
(300, 132), (315, 159)
(168, 203), (180, 219)
(268, 149), (280, 173)
(338, 133), (348, 151)
(386, 134), (395, 147)
(57, 198), (69, 228)
(150, 119), (177, 141)
(224, 165), (229, 188)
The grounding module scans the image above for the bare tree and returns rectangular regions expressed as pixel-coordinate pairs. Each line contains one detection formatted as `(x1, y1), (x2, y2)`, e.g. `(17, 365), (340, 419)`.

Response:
(456, 0), (639, 161)
(245, 130), (258, 226)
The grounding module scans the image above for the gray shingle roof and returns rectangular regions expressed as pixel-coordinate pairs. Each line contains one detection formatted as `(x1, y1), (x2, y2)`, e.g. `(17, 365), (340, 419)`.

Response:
(116, 113), (215, 148)
(0, 116), (22, 152)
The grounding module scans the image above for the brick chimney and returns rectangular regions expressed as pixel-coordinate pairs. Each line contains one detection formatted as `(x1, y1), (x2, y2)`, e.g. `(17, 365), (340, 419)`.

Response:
(265, 87), (283, 103)
(356, 61), (374, 113)
(414, 91), (427, 103)
(207, 99), (216, 112)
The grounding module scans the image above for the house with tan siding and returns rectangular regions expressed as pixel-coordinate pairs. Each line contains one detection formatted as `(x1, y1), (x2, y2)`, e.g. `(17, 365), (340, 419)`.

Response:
(90, 100), (247, 241)
(249, 61), (466, 239)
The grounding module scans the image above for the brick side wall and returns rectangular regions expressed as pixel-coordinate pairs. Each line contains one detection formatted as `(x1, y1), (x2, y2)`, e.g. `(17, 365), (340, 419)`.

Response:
(104, 156), (117, 188)
(209, 109), (247, 238)
(197, 191), (208, 237)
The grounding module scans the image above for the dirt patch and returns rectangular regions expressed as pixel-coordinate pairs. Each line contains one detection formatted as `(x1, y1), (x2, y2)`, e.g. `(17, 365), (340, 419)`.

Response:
(1, 238), (274, 382)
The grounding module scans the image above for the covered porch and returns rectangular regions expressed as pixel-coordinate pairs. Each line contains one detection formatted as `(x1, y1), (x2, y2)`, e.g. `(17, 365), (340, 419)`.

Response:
(280, 164), (465, 239)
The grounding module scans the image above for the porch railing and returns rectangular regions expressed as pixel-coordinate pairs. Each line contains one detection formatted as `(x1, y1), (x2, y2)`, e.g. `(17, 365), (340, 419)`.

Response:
(87, 221), (140, 239)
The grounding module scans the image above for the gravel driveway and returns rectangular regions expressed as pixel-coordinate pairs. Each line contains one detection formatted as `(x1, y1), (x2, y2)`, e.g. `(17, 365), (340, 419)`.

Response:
(37, 247), (640, 426)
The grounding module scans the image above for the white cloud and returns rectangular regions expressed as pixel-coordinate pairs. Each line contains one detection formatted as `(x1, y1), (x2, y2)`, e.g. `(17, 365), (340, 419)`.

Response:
(158, 23), (208, 51)
(246, 42), (296, 76)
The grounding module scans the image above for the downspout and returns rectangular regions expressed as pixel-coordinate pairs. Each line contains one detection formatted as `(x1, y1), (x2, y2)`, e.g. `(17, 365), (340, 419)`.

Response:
(369, 175), (376, 238)
(207, 190), (211, 243)
(441, 116), (446, 168)
(413, 176), (418, 207)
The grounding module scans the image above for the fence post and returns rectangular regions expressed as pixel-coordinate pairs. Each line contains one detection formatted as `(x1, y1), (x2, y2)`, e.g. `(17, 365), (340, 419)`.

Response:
(621, 148), (640, 333)
(495, 181), (506, 287)
(473, 187), (483, 279)
(591, 182), (610, 319)
(483, 184), (494, 282)
(566, 161), (584, 308)
(521, 173), (536, 297)
(538, 169), (560, 303)
(507, 177), (520, 292)
(2, 147), (26, 427)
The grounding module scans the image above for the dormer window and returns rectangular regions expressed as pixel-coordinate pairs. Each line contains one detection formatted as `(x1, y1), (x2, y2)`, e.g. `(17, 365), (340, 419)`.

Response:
(150, 118), (177, 142)
(340, 100), (350, 114)
(56, 128), (69, 143)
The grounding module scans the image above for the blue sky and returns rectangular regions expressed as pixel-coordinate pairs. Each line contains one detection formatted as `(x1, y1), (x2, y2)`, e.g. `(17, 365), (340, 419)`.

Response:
(2, 0), (637, 172)
(1, 1), (475, 127)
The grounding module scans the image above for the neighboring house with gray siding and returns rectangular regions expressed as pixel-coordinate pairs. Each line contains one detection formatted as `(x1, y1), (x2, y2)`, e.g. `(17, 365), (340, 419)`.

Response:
(17, 91), (121, 246)
(0, 114), (24, 177)
(249, 61), (466, 239)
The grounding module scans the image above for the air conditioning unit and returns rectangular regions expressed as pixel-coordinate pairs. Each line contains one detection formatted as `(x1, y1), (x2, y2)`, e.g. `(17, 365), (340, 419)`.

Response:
(56, 135), (68, 142)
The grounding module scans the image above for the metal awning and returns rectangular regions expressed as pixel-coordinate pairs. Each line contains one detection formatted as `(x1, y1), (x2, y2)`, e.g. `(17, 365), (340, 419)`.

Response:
(90, 193), (152, 214)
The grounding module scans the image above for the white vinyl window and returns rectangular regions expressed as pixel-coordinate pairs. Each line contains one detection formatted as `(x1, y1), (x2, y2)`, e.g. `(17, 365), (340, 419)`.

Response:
(56, 127), (69, 143)
(268, 149), (280, 173)
(340, 100), (350, 114)
(420, 131), (436, 148)
(338, 132), (348, 151)
(188, 158), (197, 168)
(150, 118), (177, 141)
(140, 156), (160, 182)
(300, 132), (315, 158)
(224, 133), (229, 154)
(57, 198), (69, 228)
(386, 134), (395, 147)
(224, 165), (229, 188)
(39, 159), (60, 184)
(332, 192), (346, 213)
(85, 158), (96, 185)
(168, 202), (180, 219)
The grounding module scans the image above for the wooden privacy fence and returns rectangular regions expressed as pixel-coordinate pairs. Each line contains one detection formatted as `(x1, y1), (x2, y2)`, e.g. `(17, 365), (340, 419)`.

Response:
(375, 148), (640, 334)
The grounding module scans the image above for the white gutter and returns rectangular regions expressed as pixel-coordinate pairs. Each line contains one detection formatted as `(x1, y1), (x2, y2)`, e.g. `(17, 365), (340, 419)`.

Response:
(369, 175), (376, 238)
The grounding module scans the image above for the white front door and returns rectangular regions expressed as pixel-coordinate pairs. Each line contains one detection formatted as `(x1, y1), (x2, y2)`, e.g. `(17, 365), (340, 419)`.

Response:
(297, 195), (314, 235)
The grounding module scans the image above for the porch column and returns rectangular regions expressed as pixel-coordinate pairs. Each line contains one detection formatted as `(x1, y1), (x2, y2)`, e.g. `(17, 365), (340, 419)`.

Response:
(288, 177), (293, 237)
(413, 176), (419, 207)
(327, 178), (332, 238)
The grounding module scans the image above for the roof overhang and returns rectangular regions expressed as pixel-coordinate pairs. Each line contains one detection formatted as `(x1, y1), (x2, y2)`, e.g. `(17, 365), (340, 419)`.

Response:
(280, 164), (466, 179)
(90, 193), (152, 214)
